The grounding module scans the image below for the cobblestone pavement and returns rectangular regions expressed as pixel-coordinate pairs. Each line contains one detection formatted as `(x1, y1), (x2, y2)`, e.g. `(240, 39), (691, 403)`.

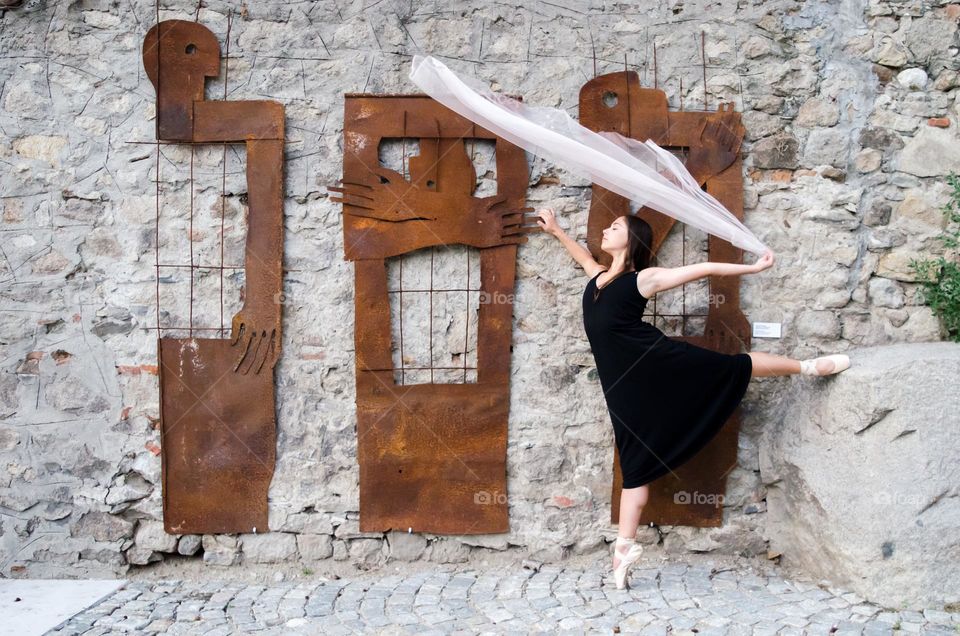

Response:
(48, 558), (959, 635)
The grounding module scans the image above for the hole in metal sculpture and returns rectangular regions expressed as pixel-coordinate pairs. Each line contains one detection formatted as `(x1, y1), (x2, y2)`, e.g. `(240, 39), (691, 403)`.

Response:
(387, 245), (481, 385)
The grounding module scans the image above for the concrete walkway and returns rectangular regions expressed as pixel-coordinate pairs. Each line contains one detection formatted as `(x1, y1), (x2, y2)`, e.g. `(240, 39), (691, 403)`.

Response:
(0, 580), (125, 636)
(39, 556), (960, 634)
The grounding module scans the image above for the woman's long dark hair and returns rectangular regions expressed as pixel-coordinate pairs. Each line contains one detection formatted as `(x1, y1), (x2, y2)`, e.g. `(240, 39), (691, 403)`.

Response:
(623, 215), (654, 271)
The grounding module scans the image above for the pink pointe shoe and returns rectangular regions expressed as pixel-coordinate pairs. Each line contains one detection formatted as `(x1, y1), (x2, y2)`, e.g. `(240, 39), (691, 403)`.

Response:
(799, 353), (850, 377)
(612, 535), (644, 589)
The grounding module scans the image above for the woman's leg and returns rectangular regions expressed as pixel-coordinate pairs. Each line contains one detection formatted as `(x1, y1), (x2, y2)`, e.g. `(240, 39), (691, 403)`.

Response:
(748, 351), (802, 378)
(749, 351), (849, 378)
(614, 484), (649, 568)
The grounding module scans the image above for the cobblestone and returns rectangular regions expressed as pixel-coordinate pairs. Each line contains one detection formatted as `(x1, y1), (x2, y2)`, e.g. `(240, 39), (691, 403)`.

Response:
(45, 557), (960, 635)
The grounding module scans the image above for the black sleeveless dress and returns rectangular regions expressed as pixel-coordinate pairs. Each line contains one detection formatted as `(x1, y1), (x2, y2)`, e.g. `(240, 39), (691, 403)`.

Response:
(582, 268), (753, 489)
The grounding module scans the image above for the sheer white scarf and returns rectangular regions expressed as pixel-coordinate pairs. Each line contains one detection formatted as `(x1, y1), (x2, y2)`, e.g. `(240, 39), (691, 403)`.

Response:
(408, 55), (770, 257)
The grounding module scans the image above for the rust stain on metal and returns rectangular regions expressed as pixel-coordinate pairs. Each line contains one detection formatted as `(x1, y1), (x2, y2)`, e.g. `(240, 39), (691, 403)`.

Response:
(579, 71), (750, 528)
(144, 19), (284, 534)
(330, 94), (537, 534)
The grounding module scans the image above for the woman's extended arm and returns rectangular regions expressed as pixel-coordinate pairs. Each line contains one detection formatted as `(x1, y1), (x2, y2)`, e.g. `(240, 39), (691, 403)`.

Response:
(646, 251), (774, 294)
(536, 207), (606, 276)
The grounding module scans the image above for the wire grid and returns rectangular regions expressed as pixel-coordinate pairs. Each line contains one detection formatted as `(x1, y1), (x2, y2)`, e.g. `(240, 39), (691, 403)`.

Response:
(151, 12), (247, 341)
(636, 146), (713, 338)
(613, 32), (730, 338)
(388, 245), (482, 386)
(380, 135), (492, 386)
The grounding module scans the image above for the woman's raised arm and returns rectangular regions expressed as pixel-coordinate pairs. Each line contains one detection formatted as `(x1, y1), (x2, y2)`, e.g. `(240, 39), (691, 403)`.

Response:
(537, 207), (606, 277)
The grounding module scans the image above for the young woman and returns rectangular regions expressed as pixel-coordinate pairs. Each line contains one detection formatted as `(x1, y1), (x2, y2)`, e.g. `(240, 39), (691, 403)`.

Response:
(536, 207), (850, 589)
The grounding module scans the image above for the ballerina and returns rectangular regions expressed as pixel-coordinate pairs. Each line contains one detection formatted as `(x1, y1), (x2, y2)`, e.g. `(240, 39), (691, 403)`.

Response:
(536, 207), (850, 589)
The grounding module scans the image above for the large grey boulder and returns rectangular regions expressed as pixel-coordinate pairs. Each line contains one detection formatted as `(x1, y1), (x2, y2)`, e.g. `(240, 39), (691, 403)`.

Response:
(760, 342), (960, 609)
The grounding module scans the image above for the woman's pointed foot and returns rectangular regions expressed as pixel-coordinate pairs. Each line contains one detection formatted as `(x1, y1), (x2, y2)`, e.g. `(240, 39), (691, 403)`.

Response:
(612, 535), (644, 589)
(799, 353), (850, 376)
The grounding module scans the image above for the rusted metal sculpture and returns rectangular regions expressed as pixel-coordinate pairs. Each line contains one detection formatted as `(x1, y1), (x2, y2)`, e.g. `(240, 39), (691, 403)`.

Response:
(329, 95), (536, 533)
(579, 71), (750, 527)
(144, 20), (284, 534)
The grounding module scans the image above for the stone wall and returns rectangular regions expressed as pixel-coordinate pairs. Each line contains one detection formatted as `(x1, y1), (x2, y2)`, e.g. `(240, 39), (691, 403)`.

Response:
(0, 0), (955, 577)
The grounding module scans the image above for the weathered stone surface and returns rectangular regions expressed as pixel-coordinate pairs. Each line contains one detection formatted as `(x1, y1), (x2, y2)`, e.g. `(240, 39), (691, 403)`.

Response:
(854, 148), (882, 172)
(0, 373), (19, 419)
(296, 534), (334, 561)
(858, 125), (905, 155)
(241, 532), (298, 563)
(761, 342), (960, 608)
(894, 188), (949, 231)
(11, 135), (67, 167)
(428, 538), (471, 564)
(866, 226), (906, 250)
(43, 373), (108, 414)
(742, 109), (784, 140)
(876, 248), (927, 282)
(804, 129), (850, 167)
(752, 133), (800, 169)
(133, 520), (178, 553)
(72, 511), (134, 543)
(202, 535), (240, 567)
(796, 97), (840, 127)
(867, 277), (906, 308)
(347, 538), (384, 568)
(897, 125), (960, 177)
(385, 530), (428, 561)
(124, 546), (161, 566)
(332, 518), (383, 540)
(903, 16), (958, 66)
(871, 36), (909, 67)
(896, 68), (929, 91)
(104, 471), (153, 509)
(0, 427), (18, 451)
(1, 0), (955, 583)
(177, 534), (202, 556)
(796, 310), (841, 339)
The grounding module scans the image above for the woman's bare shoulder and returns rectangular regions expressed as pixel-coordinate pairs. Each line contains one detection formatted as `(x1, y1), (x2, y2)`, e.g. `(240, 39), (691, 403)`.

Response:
(636, 267), (662, 299)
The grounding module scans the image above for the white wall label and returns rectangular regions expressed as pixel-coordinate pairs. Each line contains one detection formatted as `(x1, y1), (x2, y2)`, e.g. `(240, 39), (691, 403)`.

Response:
(752, 322), (782, 338)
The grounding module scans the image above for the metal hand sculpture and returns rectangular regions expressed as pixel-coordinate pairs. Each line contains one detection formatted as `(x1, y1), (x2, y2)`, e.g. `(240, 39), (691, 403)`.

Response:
(330, 164), (534, 248)
(143, 19), (283, 534)
(686, 102), (747, 187)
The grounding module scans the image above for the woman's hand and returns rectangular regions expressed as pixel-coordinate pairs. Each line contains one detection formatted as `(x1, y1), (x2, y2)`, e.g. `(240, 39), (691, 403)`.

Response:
(535, 207), (563, 237)
(749, 249), (775, 273)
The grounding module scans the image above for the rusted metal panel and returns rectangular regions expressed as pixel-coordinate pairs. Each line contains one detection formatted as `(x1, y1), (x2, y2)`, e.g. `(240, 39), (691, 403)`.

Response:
(143, 19), (284, 534)
(330, 95), (535, 534)
(194, 102), (285, 142)
(158, 338), (276, 534)
(579, 71), (751, 528)
(357, 382), (511, 534)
